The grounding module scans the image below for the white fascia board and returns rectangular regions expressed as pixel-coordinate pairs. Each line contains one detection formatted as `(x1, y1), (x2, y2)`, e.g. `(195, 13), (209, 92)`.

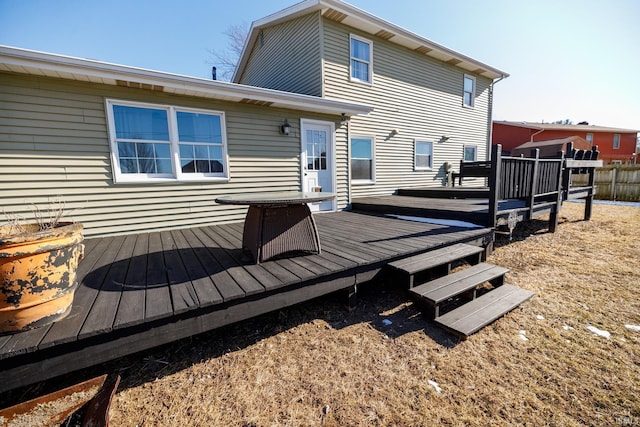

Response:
(0, 45), (372, 117)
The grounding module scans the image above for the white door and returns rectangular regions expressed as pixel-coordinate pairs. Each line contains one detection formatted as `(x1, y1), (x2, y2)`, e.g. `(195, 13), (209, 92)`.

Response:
(301, 120), (335, 212)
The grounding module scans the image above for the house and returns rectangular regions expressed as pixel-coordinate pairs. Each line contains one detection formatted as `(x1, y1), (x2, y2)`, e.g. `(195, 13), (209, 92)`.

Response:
(493, 120), (639, 164)
(1, 0), (508, 237)
(233, 0), (508, 200)
(0, 45), (371, 237)
(510, 136), (592, 158)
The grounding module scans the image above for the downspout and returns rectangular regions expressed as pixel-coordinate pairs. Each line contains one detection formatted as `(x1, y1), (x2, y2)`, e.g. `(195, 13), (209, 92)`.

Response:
(487, 75), (506, 160)
(530, 128), (545, 142)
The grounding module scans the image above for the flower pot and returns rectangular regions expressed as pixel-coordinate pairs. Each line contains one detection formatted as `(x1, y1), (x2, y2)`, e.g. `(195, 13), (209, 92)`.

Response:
(0, 222), (84, 334)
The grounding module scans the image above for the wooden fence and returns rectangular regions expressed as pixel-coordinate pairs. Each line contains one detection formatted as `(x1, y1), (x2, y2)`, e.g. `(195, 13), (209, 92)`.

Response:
(572, 165), (640, 201)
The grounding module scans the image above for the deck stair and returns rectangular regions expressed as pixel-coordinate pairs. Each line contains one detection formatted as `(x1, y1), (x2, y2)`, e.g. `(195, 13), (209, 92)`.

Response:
(387, 244), (534, 339)
(387, 243), (484, 289)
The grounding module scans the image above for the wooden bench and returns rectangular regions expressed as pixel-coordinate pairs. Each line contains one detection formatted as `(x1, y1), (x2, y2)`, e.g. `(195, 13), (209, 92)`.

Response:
(409, 262), (508, 318)
(387, 243), (484, 289)
(451, 160), (492, 187)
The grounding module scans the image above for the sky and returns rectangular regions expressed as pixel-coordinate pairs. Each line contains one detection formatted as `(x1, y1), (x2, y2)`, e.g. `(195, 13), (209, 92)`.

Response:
(1, 0), (639, 131)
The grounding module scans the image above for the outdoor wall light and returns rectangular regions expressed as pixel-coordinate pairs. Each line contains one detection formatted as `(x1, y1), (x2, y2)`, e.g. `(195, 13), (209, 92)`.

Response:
(391, 128), (400, 136)
(280, 119), (291, 136)
(340, 113), (348, 125)
(440, 135), (450, 142)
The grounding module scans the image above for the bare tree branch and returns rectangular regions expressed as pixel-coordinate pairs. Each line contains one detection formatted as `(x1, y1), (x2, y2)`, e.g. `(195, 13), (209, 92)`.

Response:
(208, 22), (249, 82)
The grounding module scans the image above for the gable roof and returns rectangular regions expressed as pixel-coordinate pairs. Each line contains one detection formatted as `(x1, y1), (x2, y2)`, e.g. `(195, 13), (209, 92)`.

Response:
(233, 0), (509, 82)
(511, 136), (592, 158)
(495, 120), (639, 134)
(0, 45), (373, 117)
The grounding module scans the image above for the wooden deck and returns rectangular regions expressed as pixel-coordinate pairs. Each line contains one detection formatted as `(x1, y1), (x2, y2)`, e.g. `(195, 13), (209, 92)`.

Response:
(352, 194), (530, 227)
(0, 211), (493, 393)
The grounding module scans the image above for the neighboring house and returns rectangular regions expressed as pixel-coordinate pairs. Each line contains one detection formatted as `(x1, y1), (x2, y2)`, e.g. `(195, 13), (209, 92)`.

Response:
(0, 45), (371, 237)
(233, 0), (509, 199)
(493, 121), (639, 164)
(510, 136), (592, 158)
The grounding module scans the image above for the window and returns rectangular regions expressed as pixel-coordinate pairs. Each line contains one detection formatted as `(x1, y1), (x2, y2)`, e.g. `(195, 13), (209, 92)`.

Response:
(415, 140), (433, 170)
(613, 134), (620, 149)
(463, 145), (477, 162)
(107, 100), (228, 183)
(586, 133), (593, 143)
(351, 136), (375, 183)
(463, 74), (476, 107)
(350, 35), (372, 83)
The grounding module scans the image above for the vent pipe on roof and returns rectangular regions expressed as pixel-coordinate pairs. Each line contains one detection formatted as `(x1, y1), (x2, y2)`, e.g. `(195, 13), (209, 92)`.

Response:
(212, 66), (217, 80)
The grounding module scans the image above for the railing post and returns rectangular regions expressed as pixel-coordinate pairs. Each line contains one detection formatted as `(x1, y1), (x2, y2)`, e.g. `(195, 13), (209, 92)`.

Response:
(488, 144), (502, 228)
(527, 149), (540, 212)
(584, 165), (599, 220)
(549, 151), (565, 232)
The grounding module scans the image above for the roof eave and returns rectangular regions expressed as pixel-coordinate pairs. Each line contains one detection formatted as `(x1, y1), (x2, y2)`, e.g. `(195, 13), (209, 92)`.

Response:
(0, 45), (373, 117)
(233, 0), (509, 82)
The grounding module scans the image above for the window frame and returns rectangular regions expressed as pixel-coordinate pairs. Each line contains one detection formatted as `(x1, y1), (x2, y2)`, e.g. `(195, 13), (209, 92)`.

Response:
(350, 135), (376, 184)
(414, 140), (434, 171)
(613, 134), (621, 149)
(586, 133), (594, 144)
(106, 99), (229, 184)
(463, 74), (476, 108)
(349, 34), (373, 84)
(463, 145), (478, 162)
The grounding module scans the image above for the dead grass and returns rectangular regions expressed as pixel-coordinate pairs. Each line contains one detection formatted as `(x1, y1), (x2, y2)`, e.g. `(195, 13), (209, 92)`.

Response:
(6, 202), (640, 426)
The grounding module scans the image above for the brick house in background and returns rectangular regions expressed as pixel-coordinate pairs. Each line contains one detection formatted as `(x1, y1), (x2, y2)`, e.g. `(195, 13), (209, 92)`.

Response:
(492, 120), (639, 164)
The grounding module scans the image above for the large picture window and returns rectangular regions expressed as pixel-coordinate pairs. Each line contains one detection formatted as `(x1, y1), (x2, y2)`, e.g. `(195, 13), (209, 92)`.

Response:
(415, 140), (433, 170)
(107, 100), (228, 183)
(350, 34), (372, 83)
(351, 136), (375, 183)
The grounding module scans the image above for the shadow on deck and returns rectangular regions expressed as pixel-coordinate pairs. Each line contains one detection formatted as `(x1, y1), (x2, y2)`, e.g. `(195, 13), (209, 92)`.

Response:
(0, 211), (493, 394)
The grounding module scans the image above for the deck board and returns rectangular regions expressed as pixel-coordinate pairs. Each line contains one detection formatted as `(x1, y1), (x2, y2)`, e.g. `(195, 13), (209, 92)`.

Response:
(169, 229), (223, 307)
(161, 231), (200, 314)
(0, 210), (494, 393)
(111, 234), (146, 331)
(80, 235), (131, 337)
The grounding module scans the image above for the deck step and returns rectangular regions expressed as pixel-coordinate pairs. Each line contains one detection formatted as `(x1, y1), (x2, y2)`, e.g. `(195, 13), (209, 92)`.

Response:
(409, 263), (509, 318)
(435, 284), (534, 339)
(387, 243), (484, 288)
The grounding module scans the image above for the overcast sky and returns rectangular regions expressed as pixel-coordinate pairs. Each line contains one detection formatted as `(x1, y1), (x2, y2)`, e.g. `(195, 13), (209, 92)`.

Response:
(1, 0), (638, 130)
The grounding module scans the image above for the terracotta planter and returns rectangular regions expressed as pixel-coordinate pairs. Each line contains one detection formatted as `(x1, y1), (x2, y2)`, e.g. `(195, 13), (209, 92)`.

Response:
(0, 222), (84, 334)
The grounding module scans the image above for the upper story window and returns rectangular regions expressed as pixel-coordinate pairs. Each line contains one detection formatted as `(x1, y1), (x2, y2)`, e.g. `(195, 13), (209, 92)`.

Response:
(107, 100), (228, 183)
(463, 74), (476, 107)
(463, 145), (477, 162)
(586, 133), (593, 143)
(613, 134), (621, 149)
(351, 136), (375, 183)
(415, 140), (433, 170)
(350, 34), (372, 84)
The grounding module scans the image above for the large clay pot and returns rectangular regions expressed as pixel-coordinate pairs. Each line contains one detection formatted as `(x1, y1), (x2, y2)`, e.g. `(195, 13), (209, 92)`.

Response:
(0, 222), (84, 334)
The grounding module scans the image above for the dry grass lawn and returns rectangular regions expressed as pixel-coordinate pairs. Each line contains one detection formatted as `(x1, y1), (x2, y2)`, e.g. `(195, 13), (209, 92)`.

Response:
(6, 202), (640, 426)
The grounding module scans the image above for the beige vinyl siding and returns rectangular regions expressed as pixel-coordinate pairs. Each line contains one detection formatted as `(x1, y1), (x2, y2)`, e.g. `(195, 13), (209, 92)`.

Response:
(322, 19), (492, 198)
(237, 12), (323, 96)
(0, 72), (344, 237)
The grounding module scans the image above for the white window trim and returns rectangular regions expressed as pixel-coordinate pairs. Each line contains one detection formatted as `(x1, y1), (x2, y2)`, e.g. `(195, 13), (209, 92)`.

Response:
(586, 133), (594, 143)
(613, 134), (621, 149)
(349, 34), (373, 85)
(463, 144), (478, 162)
(414, 140), (434, 171)
(106, 99), (229, 184)
(350, 135), (376, 185)
(463, 74), (476, 108)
